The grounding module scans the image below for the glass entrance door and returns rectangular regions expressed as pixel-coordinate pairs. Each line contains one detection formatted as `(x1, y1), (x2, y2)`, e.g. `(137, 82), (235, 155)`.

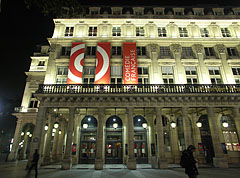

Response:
(105, 131), (122, 164)
(134, 131), (148, 164)
(79, 131), (96, 164)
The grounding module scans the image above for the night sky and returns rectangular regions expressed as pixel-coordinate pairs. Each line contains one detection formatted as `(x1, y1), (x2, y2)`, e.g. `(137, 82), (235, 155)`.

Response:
(0, 0), (239, 106)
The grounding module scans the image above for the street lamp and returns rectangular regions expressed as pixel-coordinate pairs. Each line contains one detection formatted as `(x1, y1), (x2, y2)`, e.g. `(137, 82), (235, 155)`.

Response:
(83, 124), (88, 129)
(196, 120), (202, 128)
(59, 130), (62, 135)
(170, 121), (176, 128)
(54, 122), (59, 129)
(142, 123), (147, 129)
(113, 123), (118, 129)
(44, 124), (48, 131)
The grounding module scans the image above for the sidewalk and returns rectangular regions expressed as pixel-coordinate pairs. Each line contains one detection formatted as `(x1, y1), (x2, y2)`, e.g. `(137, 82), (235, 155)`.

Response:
(0, 161), (239, 178)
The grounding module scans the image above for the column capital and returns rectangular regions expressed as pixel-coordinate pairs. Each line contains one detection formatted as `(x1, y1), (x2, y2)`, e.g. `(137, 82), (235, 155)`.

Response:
(171, 44), (181, 53)
(193, 44), (203, 54)
(216, 44), (226, 54)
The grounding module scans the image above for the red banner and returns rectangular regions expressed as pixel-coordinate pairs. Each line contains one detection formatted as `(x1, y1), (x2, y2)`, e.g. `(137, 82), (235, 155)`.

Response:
(123, 42), (138, 84)
(67, 42), (85, 84)
(95, 42), (111, 84)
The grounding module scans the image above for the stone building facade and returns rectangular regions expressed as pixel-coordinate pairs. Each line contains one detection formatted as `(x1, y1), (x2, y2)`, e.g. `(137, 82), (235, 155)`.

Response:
(8, 6), (240, 170)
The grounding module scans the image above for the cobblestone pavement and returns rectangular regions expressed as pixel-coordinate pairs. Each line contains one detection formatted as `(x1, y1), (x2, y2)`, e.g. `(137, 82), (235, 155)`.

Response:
(0, 161), (239, 178)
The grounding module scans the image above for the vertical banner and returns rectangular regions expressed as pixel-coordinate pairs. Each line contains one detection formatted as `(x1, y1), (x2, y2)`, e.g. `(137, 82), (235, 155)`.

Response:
(67, 42), (85, 84)
(123, 42), (138, 84)
(95, 42), (111, 84)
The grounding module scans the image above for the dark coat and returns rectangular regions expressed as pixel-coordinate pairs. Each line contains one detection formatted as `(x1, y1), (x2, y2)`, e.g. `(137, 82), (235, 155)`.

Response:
(32, 152), (39, 164)
(182, 150), (199, 175)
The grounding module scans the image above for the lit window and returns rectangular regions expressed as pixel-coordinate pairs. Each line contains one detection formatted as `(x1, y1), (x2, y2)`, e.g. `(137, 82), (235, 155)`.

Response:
(64, 27), (74, 37)
(136, 27), (145, 36)
(221, 28), (231, 37)
(158, 27), (167, 37)
(29, 93), (39, 108)
(112, 26), (121, 36)
(200, 28), (209, 37)
(208, 66), (222, 84)
(179, 27), (188, 37)
(88, 26), (97, 36)
(162, 66), (174, 84)
(137, 46), (146, 56)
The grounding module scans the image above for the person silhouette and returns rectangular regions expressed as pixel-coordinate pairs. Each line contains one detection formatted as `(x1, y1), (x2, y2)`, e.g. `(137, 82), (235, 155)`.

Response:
(27, 149), (39, 178)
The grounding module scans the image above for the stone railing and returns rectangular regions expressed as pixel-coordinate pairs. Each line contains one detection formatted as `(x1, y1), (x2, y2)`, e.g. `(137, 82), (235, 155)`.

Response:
(36, 84), (240, 94)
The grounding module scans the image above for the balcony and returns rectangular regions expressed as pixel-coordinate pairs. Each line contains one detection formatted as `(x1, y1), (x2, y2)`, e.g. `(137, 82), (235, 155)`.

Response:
(36, 84), (240, 94)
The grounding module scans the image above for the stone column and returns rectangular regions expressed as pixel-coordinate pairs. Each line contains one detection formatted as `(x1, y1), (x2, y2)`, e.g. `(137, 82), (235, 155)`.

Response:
(170, 114), (180, 163)
(193, 44), (211, 84)
(72, 115), (80, 165)
(57, 120), (66, 161)
(182, 107), (193, 147)
(95, 108), (104, 170)
(232, 107), (240, 143)
(126, 107), (136, 170)
(192, 113), (205, 163)
(8, 119), (24, 161)
(149, 44), (161, 84)
(207, 107), (228, 168)
(43, 114), (54, 165)
(171, 44), (186, 84)
(27, 106), (47, 167)
(62, 107), (75, 170)
(20, 132), (29, 160)
(51, 127), (59, 162)
(155, 107), (168, 168)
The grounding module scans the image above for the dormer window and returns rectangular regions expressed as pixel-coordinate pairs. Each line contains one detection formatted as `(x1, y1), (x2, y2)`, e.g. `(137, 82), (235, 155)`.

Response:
(113, 10), (121, 15)
(38, 61), (45, 66)
(175, 11), (183, 15)
(135, 10), (142, 15)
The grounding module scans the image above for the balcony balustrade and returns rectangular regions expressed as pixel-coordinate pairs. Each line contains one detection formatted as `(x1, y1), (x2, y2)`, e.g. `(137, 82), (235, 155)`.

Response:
(36, 84), (240, 94)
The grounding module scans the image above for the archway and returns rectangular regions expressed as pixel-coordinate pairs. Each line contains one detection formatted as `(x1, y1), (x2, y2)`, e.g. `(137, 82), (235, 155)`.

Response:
(105, 115), (123, 164)
(134, 115), (148, 164)
(79, 115), (97, 164)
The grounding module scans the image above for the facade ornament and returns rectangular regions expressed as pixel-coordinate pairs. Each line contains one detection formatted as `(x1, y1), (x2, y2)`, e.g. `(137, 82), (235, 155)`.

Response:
(193, 44), (203, 53)
(171, 44), (181, 53)
(150, 44), (158, 53)
(216, 44), (225, 54)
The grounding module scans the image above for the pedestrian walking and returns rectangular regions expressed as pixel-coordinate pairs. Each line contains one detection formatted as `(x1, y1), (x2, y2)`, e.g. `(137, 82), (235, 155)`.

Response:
(180, 145), (199, 178)
(27, 149), (39, 178)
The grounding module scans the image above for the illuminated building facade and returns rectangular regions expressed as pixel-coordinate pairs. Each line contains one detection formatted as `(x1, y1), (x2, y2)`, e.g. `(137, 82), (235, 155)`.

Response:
(8, 6), (240, 170)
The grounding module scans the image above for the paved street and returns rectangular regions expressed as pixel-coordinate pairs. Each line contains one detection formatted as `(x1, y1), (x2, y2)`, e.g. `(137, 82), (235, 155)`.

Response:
(0, 161), (239, 178)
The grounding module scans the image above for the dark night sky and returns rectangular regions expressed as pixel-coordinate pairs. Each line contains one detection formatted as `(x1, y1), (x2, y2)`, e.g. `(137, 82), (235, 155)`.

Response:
(0, 0), (239, 106)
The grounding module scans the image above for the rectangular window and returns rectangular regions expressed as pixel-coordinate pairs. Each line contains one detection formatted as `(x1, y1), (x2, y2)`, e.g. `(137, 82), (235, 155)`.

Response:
(232, 67), (240, 75)
(158, 27), (167, 37)
(64, 27), (74, 37)
(83, 78), (95, 84)
(204, 47), (215, 57)
(200, 28), (209, 37)
(185, 66), (198, 84)
(136, 27), (145, 36)
(138, 78), (149, 84)
(175, 11), (183, 15)
(137, 67), (149, 75)
(110, 78), (122, 84)
(182, 47), (194, 58)
(61, 47), (71, 56)
(57, 67), (68, 75)
(162, 66), (173, 75)
(112, 26), (121, 36)
(83, 66), (95, 75)
(29, 94), (39, 108)
(112, 46), (122, 56)
(137, 46), (146, 56)
(179, 27), (188, 37)
(208, 66), (222, 84)
(160, 46), (171, 58)
(111, 66), (122, 76)
(221, 28), (231, 37)
(88, 26), (97, 36)
(38, 61), (45, 66)
(227, 48), (239, 57)
(156, 10), (163, 15)
(86, 46), (96, 56)
(56, 78), (67, 84)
